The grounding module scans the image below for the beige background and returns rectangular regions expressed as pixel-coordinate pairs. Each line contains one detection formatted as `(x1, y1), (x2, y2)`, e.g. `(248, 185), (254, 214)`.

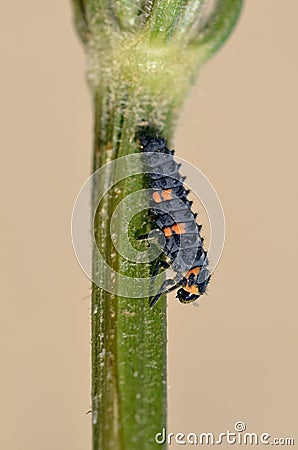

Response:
(0, 1), (297, 449)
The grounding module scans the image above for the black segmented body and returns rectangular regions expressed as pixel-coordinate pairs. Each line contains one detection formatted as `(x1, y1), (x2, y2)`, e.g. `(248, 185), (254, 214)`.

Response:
(140, 133), (210, 307)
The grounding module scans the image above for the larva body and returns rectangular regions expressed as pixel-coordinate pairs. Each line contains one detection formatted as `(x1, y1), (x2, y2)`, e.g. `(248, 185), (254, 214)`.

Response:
(140, 134), (210, 307)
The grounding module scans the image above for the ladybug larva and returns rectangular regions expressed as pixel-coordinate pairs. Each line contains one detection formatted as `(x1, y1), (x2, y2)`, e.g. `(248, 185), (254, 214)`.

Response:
(139, 133), (210, 307)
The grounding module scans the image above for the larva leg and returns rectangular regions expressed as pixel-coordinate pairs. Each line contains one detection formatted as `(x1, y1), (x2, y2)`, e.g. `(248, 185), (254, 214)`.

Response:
(151, 259), (170, 278)
(149, 279), (179, 308)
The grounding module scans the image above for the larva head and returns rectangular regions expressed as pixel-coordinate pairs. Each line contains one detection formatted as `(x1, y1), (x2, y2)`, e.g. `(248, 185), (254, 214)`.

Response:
(176, 288), (200, 304)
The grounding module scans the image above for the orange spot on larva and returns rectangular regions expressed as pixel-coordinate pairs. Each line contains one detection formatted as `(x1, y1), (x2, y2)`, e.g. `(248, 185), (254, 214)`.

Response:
(161, 189), (173, 201)
(172, 223), (186, 235)
(184, 284), (199, 294)
(153, 192), (162, 203)
(185, 267), (200, 278)
(163, 227), (172, 237)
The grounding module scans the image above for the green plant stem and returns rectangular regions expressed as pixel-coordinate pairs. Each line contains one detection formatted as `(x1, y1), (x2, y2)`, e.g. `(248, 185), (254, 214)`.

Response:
(91, 86), (172, 449)
(90, 67), (182, 446)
